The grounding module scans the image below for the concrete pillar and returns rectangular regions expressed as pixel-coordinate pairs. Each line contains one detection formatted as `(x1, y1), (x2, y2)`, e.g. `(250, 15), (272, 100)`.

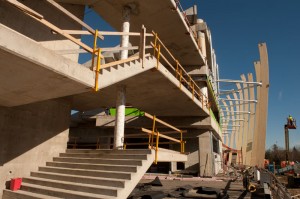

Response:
(113, 85), (126, 149)
(170, 162), (177, 172)
(120, 6), (131, 60)
(199, 131), (214, 176)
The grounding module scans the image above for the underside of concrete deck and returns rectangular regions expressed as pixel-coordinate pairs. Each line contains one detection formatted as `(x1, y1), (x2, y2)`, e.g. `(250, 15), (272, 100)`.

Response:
(0, 23), (209, 117)
(58, 0), (205, 66)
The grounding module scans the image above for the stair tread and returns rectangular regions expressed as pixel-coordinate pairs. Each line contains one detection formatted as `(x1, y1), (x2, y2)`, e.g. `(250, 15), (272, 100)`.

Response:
(47, 161), (137, 168)
(40, 166), (132, 174)
(32, 171), (127, 182)
(21, 182), (116, 199)
(24, 176), (120, 190)
(54, 157), (143, 161)
(3, 189), (61, 199)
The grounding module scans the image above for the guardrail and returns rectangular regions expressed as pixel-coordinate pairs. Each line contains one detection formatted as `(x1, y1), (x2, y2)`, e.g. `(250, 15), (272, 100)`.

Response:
(6, 0), (212, 110)
(151, 31), (211, 109)
(141, 112), (186, 164)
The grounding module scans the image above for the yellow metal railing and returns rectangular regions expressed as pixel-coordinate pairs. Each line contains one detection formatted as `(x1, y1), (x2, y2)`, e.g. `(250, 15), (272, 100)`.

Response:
(141, 112), (186, 164)
(151, 31), (211, 109)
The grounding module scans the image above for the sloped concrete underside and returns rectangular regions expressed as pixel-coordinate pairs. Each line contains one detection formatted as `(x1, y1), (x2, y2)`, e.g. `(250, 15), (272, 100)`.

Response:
(58, 0), (205, 66)
(0, 24), (208, 116)
(71, 62), (209, 116)
(0, 24), (94, 107)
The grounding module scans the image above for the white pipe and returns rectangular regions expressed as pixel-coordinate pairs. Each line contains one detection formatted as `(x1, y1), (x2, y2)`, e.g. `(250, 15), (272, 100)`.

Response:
(120, 7), (131, 60)
(114, 85), (126, 149)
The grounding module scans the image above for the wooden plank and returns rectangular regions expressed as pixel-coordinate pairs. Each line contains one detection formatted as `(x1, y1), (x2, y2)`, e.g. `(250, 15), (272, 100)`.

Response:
(144, 113), (182, 132)
(227, 95), (236, 149)
(252, 61), (261, 166)
(126, 130), (186, 138)
(61, 30), (153, 37)
(221, 100), (230, 146)
(6, 0), (104, 58)
(233, 90), (240, 151)
(141, 128), (181, 143)
(46, 0), (104, 40)
(139, 25), (146, 68)
(6, 0), (43, 19)
(101, 56), (139, 69)
(245, 73), (254, 165)
(125, 141), (177, 146)
(256, 43), (269, 167)
(235, 82), (244, 152)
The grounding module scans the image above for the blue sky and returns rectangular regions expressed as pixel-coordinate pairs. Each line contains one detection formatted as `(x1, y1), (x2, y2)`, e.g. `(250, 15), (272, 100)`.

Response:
(81, 1), (300, 149)
(185, 0), (300, 149)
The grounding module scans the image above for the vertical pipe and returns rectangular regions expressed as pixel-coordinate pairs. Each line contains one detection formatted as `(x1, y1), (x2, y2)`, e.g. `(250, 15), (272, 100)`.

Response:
(113, 85), (126, 149)
(120, 6), (131, 60)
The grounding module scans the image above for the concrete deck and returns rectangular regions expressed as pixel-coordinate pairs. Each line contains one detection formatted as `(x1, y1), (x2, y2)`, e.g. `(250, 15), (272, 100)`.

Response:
(0, 23), (208, 117)
(58, 0), (205, 66)
(0, 24), (94, 107)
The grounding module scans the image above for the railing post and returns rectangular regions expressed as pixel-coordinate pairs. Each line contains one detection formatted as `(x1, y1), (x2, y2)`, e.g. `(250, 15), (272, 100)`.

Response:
(155, 131), (160, 164)
(179, 69), (182, 89)
(96, 137), (100, 149)
(175, 60), (179, 79)
(151, 115), (156, 148)
(94, 48), (101, 91)
(139, 25), (146, 68)
(156, 44), (161, 68)
(153, 32), (158, 56)
(192, 83), (195, 101)
(91, 29), (98, 70)
(180, 130), (183, 153)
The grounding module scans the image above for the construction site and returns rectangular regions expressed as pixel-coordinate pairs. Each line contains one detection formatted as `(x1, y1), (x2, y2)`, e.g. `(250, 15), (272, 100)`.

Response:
(1, 0), (298, 198)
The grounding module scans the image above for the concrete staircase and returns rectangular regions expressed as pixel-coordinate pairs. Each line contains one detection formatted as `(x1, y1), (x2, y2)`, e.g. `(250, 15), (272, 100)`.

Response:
(3, 149), (155, 199)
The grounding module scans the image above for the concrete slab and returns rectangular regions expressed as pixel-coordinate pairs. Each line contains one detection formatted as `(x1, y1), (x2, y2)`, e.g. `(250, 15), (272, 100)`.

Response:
(71, 58), (209, 116)
(0, 24), (94, 107)
(58, 0), (205, 66)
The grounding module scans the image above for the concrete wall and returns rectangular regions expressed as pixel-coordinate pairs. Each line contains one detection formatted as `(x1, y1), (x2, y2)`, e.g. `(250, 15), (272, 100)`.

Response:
(70, 127), (113, 149)
(199, 131), (214, 176)
(0, 99), (70, 197)
(184, 138), (199, 174)
(0, 1), (85, 62)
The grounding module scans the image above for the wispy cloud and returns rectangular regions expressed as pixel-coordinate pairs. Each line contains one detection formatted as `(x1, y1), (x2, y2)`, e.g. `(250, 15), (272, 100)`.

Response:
(278, 91), (282, 101)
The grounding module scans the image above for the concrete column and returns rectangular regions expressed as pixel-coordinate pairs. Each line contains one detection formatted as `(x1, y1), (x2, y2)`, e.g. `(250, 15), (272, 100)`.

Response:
(199, 131), (214, 177)
(120, 6), (131, 60)
(113, 85), (126, 149)
(170, 162), (177, 172)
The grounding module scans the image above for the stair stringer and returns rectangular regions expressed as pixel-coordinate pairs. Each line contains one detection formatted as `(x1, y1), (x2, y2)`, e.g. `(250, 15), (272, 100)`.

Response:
(98, 56), (156, 90)
(117, 149), (155, 199)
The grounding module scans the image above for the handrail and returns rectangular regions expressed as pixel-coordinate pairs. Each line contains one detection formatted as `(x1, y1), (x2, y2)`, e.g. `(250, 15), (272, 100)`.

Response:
(151, 31), (211, 109)
(174, 0), (198, 40)
(141, 112), (185, 164)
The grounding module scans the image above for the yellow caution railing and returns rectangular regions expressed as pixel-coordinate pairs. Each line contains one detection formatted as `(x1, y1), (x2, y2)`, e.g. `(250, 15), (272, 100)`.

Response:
(151, 31), (211, 109)
(141, 112), (186, 164)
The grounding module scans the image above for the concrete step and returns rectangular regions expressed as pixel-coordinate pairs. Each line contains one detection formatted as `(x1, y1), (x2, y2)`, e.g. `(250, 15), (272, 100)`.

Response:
(23, 177), (119, 197)
(53, 157), (143, 166)
(21, 183), (114, 199)
(2, 189), (61, 199)
(38, 166), (131, 180)
(65, 149), (152, 155)
(59, 153), (148, 160)
(46, 161), (137, 172)
(31, 171), (125, 188)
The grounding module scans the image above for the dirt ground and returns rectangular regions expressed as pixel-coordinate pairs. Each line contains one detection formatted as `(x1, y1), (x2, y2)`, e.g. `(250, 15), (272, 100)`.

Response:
(129, 175), (253, 198)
